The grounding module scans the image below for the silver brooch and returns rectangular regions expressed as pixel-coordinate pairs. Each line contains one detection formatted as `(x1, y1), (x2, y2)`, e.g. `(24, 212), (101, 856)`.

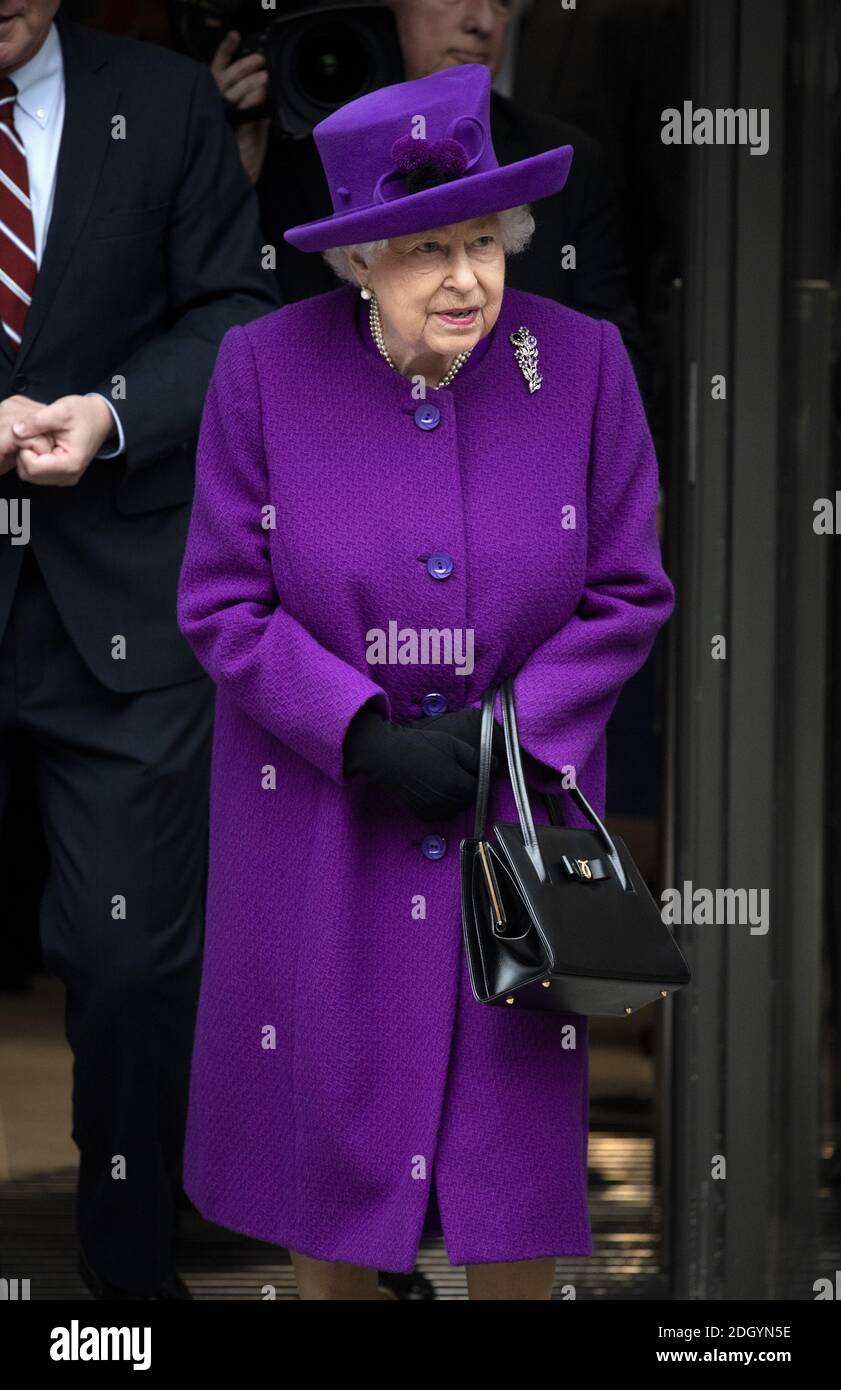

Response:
(509, 326), (542, 393)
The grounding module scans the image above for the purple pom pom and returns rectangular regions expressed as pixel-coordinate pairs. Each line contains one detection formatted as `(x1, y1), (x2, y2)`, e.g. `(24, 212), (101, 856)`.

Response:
(390, 134), (468, 176)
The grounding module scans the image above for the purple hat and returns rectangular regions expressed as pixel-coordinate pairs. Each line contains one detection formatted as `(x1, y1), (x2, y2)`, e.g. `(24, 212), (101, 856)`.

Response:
(283, 63), (573, 253)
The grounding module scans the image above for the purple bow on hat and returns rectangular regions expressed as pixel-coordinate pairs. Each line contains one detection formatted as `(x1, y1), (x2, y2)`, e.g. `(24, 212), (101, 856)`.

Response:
(383, 134), (472, 200)
(389, 134), (469, 178)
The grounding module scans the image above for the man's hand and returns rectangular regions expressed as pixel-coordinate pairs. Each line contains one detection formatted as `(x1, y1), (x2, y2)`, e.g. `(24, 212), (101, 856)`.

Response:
(0, 395), (55, 475)
(13, 395), (116, 487)
(211, 30), (271, 185)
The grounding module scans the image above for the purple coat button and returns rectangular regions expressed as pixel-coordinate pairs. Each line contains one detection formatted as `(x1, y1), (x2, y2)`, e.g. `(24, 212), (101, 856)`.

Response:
(427, 552), (454, 580)
(414, 403), (441, 431)
(421, 834), (447, 860)
(421, 692), (448, 716)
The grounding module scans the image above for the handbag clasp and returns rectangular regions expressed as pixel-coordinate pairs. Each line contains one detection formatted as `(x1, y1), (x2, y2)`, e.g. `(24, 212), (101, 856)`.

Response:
(560, 854), (596, 882)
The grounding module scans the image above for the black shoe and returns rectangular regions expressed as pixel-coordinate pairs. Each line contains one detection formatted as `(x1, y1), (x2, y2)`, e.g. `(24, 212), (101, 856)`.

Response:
(377, 1269), (436, 1300)
(77, 1245), (193, 1300)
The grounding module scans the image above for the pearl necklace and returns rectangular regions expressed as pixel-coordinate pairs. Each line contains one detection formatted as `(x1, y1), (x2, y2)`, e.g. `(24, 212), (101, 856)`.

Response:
(368, 294), (472, 389)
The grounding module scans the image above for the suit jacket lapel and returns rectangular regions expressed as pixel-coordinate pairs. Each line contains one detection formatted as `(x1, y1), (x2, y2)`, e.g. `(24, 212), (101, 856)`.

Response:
(13, 12), (122, 368)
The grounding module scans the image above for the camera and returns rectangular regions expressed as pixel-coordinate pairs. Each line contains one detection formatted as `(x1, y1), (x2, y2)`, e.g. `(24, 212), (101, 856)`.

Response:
(170, 0), (405, 136)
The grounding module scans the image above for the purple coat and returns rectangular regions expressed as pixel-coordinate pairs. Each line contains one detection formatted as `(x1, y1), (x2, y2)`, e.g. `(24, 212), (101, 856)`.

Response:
(176, 282), (675, 1272)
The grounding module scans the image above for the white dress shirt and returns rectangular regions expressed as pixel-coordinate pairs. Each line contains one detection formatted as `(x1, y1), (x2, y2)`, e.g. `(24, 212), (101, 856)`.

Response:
(7, 22), (124, 457)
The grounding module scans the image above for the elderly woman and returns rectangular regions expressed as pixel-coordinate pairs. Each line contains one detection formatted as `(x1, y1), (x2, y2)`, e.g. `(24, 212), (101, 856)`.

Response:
(177, 63), (674, 1301)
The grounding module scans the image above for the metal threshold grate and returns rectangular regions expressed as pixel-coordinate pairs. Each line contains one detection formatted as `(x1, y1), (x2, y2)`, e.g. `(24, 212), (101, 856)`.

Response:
(0, 1134), (666, 1300)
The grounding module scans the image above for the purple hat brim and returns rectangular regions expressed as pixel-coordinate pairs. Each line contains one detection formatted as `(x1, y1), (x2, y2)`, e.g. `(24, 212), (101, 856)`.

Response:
(283, 144), (574, 252)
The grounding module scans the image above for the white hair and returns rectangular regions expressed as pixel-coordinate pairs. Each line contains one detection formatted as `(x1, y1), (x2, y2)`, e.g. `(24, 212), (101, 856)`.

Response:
(322, 204), (536, 285)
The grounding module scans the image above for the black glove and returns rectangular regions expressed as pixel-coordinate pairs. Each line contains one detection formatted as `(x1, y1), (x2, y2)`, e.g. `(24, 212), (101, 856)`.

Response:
(342, 704), (481, 822)
(409, 707), (557, 786)
(408, 706), (505, 764)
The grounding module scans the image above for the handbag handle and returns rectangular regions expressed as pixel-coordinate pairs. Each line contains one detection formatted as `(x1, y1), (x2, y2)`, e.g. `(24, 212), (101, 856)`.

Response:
(472, 684), (498, 842)
(473, 677), (628, 891)
(500, 677), (547, 881)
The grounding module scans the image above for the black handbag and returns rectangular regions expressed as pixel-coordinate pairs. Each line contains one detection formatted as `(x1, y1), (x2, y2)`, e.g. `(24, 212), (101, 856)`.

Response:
(459, 676), (691, 1015)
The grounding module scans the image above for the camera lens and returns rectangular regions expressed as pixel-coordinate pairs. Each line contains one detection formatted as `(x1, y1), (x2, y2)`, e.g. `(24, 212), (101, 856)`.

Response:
(286, 19), (377, 110)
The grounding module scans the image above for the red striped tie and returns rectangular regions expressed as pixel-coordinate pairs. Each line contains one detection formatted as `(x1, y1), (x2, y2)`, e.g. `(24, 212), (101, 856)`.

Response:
(0, 76), (36, 351)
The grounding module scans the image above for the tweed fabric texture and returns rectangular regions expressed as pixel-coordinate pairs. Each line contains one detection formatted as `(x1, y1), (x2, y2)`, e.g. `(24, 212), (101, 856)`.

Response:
(176, 282), (675, 1271)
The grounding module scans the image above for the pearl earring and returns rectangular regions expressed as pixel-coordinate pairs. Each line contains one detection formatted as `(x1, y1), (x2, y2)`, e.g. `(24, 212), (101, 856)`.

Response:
(360, 287), (372, 301)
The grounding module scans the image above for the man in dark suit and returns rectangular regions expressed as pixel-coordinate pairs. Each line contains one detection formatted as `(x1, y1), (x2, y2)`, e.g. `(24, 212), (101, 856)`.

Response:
(212, 0), (644, 385)
(0, 1), (280, 1298)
